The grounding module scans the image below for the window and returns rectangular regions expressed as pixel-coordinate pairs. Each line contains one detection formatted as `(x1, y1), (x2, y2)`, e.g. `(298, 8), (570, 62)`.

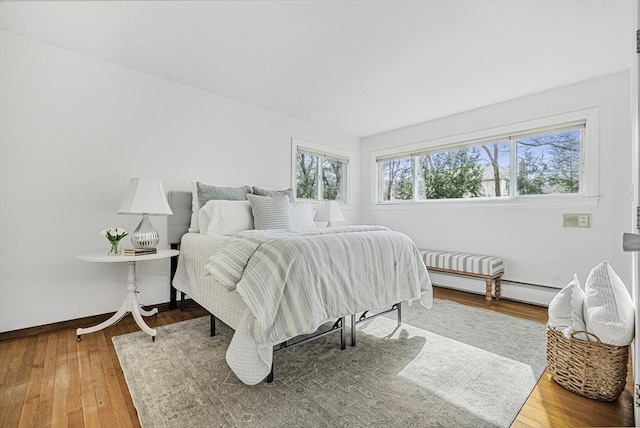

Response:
(293, 139), (349, 202)
(375, 116), (592, 204)
(516, 129), (581, 195)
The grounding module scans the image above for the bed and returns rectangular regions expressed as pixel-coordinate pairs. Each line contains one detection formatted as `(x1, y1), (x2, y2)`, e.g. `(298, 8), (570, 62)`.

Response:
(167, 189), (432, 385)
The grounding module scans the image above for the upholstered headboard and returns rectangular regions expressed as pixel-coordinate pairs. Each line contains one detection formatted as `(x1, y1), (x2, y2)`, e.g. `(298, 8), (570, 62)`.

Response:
(167, 191), (192, 245)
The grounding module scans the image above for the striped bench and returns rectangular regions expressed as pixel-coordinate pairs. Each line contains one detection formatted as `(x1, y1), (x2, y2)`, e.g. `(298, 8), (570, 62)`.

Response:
(420, 250), (504, 304)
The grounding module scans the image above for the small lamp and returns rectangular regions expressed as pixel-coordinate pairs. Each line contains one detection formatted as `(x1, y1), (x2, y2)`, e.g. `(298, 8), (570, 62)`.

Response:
(117, 178), (173, 249)
(314, 200), (345, 227)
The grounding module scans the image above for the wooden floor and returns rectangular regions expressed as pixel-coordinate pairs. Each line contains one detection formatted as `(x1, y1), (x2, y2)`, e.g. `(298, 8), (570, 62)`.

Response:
(0, 287), (634, 427)
(433, 287), (635, 428)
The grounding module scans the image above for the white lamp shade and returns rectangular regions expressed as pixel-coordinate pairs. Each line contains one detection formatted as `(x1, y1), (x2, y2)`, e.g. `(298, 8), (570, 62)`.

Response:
(117, 178), (173, 215)
(313, 200), (345, 225)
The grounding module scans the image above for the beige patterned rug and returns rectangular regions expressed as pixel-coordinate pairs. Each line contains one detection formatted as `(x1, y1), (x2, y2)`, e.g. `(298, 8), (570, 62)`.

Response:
(113, 299), (546, 427)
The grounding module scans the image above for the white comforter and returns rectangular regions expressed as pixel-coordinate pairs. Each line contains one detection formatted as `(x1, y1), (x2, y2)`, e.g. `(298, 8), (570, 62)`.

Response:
(205, 225), (432, 384)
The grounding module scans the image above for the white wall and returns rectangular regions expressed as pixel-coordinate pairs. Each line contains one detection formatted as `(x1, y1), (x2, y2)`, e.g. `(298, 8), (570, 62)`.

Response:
(360, 72), (632, 305)
(1, 29), (632, 331)
(0, 31), (360, 332)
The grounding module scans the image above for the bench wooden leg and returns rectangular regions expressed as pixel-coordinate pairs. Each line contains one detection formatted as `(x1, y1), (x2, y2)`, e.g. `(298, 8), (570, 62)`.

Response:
(485, 278), (493, 304)
(495, 276), (502, 300)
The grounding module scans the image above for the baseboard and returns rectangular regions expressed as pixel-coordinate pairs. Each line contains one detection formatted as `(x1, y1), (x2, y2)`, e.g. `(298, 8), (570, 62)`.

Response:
(0, 300), (200, 342)
(429, 272), (555, 307)
(0, 279), (551, 342)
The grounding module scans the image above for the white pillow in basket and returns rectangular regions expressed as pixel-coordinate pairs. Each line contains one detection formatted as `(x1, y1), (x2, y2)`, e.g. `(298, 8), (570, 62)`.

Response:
(548, 274), (587, 340)
(583, 261), (634, 346)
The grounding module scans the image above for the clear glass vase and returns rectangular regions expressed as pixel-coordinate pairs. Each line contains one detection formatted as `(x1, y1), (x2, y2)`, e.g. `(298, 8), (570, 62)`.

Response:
(108, 241), (121, 255)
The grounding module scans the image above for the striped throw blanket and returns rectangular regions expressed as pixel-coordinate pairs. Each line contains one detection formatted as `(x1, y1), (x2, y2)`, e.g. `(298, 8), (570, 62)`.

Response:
(205, 226), (433, 384)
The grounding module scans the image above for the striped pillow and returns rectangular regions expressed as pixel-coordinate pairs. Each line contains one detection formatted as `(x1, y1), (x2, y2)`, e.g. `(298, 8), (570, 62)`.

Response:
(583, 261), (634, 346)
(247, 194), (292, 230)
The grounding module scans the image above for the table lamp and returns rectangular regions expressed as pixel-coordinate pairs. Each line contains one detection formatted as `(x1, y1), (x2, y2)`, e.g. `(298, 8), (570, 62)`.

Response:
(313, 200), (345, 227)
(117, 178), (173, 249)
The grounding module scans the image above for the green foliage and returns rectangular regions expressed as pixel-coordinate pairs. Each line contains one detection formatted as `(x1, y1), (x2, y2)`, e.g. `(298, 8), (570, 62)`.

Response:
(100, 227), (128, 243)
(394, 176), (414, 200)
(379, 131), (581, 201)
(516, 150), (547, 195)
(418, 148), (484, 199)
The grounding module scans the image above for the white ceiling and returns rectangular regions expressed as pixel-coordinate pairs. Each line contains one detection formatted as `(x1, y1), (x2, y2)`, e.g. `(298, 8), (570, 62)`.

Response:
(0, 1), (634, 137)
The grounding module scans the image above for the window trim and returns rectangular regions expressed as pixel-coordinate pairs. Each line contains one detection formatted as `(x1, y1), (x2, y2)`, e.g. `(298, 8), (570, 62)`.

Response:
(291, 138), (352, 203)
(371, 108), (600, 207)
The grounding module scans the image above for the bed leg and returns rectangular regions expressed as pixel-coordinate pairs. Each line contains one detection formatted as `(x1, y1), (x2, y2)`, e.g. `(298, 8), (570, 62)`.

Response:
(340, 317), (346, 350)
(267, 365), (274, 383)
(169, 243), (178, 310)
(350, 314), (356, 347)
(169, 286), (177, 310)
(180, 292), (185, 311)
(210, 315), (216, 337)
(397, 301), (402, 327)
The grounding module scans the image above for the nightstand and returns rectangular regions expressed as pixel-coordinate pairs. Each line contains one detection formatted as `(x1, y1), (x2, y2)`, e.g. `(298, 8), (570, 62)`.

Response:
(76, 249), (179, 342)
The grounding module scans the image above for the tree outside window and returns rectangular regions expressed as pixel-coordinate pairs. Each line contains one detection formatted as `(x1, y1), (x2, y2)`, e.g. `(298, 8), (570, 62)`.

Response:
(378, 126), (582, 202)
(417, 148), (485, 200)
(295, 149), (348, 202)
(381, 158), (412, 201)
(296, 153), (318, 200)
(517, 131), (581, 195)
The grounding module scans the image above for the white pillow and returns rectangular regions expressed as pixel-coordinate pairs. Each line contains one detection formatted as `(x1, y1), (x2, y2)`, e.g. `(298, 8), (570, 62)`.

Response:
(548, 274), (587, 340)
(189, 180), (254, 233)
(247, 194), (292, 229)
(289, 202), (316, 229)
(200, 200), (254, 236)
(583, 261), (635, 346)
(188, 179), (200, 233)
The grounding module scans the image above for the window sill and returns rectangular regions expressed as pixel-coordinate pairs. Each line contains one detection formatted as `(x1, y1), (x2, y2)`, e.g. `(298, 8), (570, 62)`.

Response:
(372, 195), (600, 210)
(296, 199), (354, 210)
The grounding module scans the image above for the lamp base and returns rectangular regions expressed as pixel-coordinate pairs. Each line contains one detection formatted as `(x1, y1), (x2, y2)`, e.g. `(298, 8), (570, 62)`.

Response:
(131, 214), (159, 249)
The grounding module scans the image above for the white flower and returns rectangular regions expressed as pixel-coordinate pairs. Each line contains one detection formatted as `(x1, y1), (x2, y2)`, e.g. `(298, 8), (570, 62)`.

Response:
(100, 227), (128, 242)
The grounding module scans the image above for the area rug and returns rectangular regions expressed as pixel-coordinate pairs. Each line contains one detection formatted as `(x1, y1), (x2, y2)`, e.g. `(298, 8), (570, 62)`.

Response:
(112, 299), (546, 427)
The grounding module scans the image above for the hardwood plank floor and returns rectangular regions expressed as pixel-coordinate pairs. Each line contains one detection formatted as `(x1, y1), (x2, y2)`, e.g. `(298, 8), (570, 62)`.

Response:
(0, 287), (634, 427)
(432, 287), (635, 428)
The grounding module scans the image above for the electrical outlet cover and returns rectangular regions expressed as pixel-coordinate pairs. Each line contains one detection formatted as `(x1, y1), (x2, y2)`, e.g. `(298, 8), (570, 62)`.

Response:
(563, 213), (592, 228)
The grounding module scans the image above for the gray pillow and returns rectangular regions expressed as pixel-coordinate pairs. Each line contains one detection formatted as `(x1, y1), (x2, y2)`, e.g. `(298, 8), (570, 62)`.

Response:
(196, 182), (252, 208)
(247, 194), (292, 230)
(252, 186), (294, 202)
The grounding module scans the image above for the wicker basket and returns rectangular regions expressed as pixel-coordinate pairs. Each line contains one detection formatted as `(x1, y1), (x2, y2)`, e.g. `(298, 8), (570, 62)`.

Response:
(546, 324), (629, 401)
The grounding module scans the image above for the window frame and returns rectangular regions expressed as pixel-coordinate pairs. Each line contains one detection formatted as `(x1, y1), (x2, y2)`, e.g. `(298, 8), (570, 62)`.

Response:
(371, 108), (600, 208)
(291, 138), (351, 203)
